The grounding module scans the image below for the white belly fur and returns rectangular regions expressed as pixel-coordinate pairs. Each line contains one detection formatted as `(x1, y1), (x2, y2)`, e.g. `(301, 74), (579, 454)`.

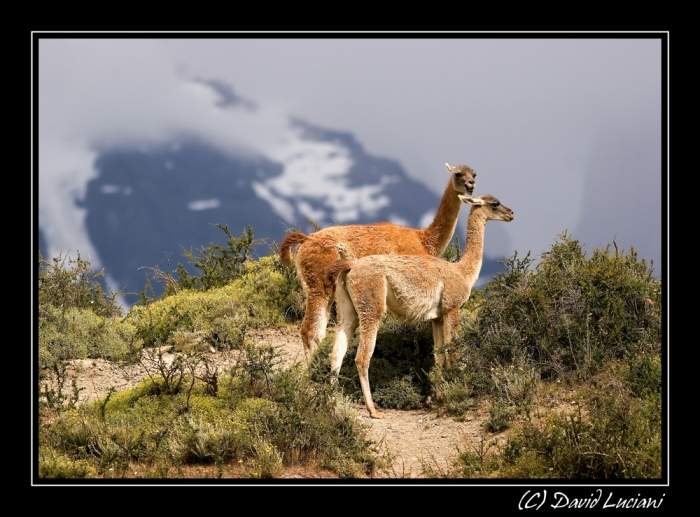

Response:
(385, 278), (444, 324)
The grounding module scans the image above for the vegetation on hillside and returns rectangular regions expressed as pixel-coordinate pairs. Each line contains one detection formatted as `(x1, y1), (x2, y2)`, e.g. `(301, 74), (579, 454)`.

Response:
(36, 225), (663, 479)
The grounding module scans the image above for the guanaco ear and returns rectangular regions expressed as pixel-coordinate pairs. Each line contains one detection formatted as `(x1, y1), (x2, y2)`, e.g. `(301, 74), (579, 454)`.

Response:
(445, 163), (456, 173)
(458, 195), (485, 206)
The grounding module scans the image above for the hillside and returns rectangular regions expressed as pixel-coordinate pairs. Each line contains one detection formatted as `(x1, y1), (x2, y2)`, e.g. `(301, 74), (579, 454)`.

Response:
(41, 326), (515, 479)
(36, 232), (663, 481)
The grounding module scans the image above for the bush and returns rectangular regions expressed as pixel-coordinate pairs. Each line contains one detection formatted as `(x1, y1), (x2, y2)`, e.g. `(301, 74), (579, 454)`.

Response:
(452, 437), (502, 478)
(225, 348), (376, 475)
(129, 255), (295, 350)
(434, 375), (476, 416)
(462, 232), (661, 378)
(130, 250), (307, 357)
(485, 400), (515, 433)
(372, 376), (423, 410)
(483, 361), (540, 431)
(428, 300), (492, 417)
(441, 235), (462, 263)
(243, 438), (284, 479)
(38, 448), (99, 479)
(500, 385), (662, 478)
(167, 404), (265, 465)
(175, 224), (259, 292)
(39, 306), (137, 369)
(446, 377), (662, 479)
(38, 251), (134, 398)
(627, 352), (662, 398)
(39, 251), (123, 318)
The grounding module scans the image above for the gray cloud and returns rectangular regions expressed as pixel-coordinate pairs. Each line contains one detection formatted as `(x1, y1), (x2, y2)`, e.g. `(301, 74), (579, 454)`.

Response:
(192, 77), (257, 110)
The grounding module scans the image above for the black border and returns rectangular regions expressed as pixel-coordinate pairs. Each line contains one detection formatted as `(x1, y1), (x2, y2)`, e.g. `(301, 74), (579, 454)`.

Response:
(31, 32), (670, 504)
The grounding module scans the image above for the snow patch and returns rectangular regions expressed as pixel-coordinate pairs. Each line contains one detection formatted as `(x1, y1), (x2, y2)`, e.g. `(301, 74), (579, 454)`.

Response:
(100, 185), (132, 195)
(251, 182), (295, 224)
(258, 127), (393, 224)
(101, 185), (121, 194)
(187, 198), (221, 211)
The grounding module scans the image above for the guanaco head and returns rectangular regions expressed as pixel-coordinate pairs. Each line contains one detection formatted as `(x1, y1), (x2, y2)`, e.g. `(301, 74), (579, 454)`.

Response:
(446, 163), (476, 195)
(458, 194), (514, 222)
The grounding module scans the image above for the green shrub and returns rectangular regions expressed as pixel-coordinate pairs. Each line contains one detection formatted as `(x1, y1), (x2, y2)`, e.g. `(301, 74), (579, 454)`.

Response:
(241, 438), (284, 479)
(627, 352), (662, 397)
(428, 304), (492, 416)
(482, 361), (540, 432)
(463, 232), (661, 378)
(167, 416), (250, 464)
(232, 256), (305, 325)
(39, 306), (137, 369)
(42, 408), (96, 457)
(452, 437), (502, 478)
(434, 375), (476, 416)
(493, 382), (662, 478)
(38, 230), (301, 372)
(447, 376), (662, 479)
(224, 355), (376, 474)
(491, 361), (539, 410)
(130, 254), (302, 353)
(39, 251), (124, 318)
(136, 224), (259, 300)
(485, 399), (516, 433)
(39, 361), (84, 411)
(38, 251), (134, 379)
(372, 376), (422, 410)
(38, 447), (99, 479)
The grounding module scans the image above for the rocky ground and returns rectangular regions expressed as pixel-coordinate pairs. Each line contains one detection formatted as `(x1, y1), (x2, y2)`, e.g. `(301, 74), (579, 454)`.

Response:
(40, 325), (514, 479)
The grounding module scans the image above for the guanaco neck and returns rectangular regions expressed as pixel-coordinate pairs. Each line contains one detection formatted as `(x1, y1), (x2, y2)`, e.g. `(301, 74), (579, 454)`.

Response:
(458, 208), (487, 289)
(421, 179), (462, 255)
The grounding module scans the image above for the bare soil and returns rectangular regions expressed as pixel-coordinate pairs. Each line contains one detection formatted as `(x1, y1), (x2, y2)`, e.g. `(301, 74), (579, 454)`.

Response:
(41, 325), (516, 479)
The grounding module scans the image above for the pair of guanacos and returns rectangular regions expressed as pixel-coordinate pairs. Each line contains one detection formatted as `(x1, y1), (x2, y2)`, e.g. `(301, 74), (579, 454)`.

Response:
(279, 163), (514, 418)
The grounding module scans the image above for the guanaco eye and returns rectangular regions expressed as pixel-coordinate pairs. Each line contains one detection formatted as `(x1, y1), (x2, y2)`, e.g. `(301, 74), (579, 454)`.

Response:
(492, 202), (500, 208)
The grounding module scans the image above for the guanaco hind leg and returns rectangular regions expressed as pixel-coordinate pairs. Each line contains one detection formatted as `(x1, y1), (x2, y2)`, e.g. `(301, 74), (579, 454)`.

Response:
(347, 272), (387, 419)
(301, 291), (332, 363)
(330, 272), (359, 374)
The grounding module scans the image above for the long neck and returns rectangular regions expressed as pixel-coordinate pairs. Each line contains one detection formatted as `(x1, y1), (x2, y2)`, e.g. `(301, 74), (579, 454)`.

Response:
(421, 179), (462, 255)
(458, 208), (487, 289)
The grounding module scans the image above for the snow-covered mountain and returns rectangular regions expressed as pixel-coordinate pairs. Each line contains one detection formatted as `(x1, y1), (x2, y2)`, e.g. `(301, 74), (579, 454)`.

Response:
(38, 79), (506, 307)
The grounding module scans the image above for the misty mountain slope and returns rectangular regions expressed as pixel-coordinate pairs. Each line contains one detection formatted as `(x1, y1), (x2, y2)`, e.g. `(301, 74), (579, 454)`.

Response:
(83, 142), (286, 299)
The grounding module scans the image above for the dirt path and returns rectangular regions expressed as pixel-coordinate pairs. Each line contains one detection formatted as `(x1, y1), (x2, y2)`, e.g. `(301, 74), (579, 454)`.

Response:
(41, 325), (501, 479)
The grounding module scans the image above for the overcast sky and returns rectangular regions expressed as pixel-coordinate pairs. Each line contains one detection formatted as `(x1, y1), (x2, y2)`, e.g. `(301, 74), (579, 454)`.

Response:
(37, 35), (665, 273)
